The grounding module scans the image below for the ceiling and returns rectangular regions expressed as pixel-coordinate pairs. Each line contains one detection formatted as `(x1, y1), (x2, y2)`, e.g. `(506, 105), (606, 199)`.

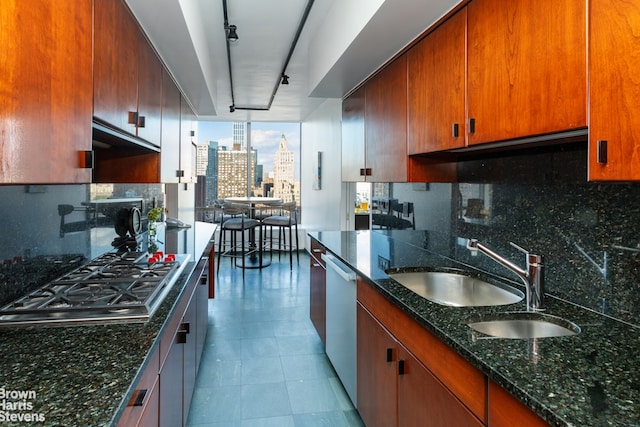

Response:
(125, 0), (459, 123)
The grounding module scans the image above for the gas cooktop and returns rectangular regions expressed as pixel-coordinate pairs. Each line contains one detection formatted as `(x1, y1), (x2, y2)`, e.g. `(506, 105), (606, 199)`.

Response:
(0, 251), (190, 327)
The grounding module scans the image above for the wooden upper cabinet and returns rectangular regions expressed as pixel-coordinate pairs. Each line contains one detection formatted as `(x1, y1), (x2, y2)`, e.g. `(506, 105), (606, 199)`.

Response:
(0, 0), (92, 184)
(160, 70), (182, 183)
(136, 39), (163, 146)
(341, 86), (366, 182)
(408, 8), (467, 154)
(179, 96), (197, 183)
(94, 0), (139, 135)
(589, 0), (640, 181)
(365, 56), (409, 182)
(467, 0), (587, 145)
(94, 0), (163, 147)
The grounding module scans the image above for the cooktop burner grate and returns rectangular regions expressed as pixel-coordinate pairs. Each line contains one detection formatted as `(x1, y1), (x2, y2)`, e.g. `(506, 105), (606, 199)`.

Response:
(0, 251), (190, 327)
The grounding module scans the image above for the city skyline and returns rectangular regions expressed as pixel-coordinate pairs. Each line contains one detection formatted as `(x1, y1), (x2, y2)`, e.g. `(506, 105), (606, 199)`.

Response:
(198, 121), (301, 180)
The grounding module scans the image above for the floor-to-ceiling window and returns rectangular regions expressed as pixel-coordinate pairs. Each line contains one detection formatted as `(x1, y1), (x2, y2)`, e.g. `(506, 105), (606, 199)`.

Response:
(196, 121), (301, 220)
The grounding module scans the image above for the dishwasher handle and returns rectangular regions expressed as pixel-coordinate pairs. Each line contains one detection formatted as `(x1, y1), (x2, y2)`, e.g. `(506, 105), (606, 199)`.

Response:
(322, 253), (357, 282)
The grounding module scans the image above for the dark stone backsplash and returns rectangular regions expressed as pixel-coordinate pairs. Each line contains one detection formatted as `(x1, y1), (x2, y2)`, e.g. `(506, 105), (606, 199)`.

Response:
(0, 183), (164, 307)
(382, 142), (640, 326)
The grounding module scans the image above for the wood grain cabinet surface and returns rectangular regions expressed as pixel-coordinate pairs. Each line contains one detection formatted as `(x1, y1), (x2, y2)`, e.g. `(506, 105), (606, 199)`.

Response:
(408, 7), (467, 154)
(467, 0), (587, 146)
(588, 0), (640, 181)
(309, 238), (327, 345)
(93, 0), (140, 135)
(0, 0), (93, 184)
(357, 279), (487, 427)
(341, 87), (366, 182)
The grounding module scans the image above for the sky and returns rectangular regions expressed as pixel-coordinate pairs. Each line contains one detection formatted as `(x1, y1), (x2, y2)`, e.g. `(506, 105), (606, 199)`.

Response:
(198, 121), (301, 179)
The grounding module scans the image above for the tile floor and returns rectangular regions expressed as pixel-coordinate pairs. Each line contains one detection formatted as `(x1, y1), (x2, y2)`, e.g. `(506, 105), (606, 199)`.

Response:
(186, 251), (365, 427)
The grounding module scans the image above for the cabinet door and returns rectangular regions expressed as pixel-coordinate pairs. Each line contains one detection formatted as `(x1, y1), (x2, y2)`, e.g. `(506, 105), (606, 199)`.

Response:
(589, 0), (640, 181)
(357, 303), (397, 427)
(408, 8), (466, 154)
(180, 96), (197, 182)
(195, 260), (209, 373)
(366, 56), (409, 182)
(182, 299), (197, 427)
(342, 86), (366, 182)
(309, 254), (326, 345)
(94, 0), (139, 134)
(398, 344), (483, 427)
(0, 0), (92, 184)
(161, 70), (182, 183)
(136, 41), (163, 146)
(467, 0), (586, 145)
(159, 330), (184, 427)
(488, 381), (549, 427)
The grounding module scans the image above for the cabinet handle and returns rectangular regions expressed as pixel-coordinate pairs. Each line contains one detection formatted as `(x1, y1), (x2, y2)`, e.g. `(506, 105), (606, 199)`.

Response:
(78, 150), (94, 169)
(452, 123), (459, 138)
(312, 263), (321, 267)
(180, 322), (190, 334)
(597, 140), (608, 163)
(386, 348), (393, 363)
(398, 359), (405, 376)
(176, 170), (185, 178)
(468, 118), (476, 134)
(137, 115), (146, 128)
(130, 389), (148, 407)
(359, 168), (366, 176)
(366, 168), (372, 176)
(200, 276), (207, 285)
(176, 331), (187, 344)
(128, 111), (139, 125)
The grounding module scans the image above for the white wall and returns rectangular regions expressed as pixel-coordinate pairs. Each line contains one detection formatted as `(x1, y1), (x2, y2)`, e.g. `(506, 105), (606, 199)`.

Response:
(300, 98), (345, 232)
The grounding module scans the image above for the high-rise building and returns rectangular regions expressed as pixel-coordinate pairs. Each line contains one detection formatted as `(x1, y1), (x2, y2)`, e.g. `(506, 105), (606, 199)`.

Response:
(272, 134), (299, 203)
(204, 142), (220, 205)
(217, 145), (256, 199)
(196, 142), (209, 176)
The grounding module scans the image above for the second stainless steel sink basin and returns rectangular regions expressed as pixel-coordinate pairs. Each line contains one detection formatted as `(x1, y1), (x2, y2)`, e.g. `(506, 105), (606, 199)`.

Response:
(388, 271), (524, 307)
(468, 312), (581, 339)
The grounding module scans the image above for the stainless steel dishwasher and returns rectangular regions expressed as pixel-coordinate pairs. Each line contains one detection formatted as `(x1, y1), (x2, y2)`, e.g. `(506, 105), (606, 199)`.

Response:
(323, 253), (357, 406)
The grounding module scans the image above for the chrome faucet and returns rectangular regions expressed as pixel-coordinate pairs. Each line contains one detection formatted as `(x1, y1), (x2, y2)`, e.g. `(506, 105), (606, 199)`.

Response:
(467, 239), (544, 311)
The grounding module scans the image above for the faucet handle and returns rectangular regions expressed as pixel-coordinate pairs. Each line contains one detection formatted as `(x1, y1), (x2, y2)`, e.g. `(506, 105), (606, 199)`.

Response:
(509, 242), (543, 265)
(509, 242), (542, 265)
(509, 241), (529, 254)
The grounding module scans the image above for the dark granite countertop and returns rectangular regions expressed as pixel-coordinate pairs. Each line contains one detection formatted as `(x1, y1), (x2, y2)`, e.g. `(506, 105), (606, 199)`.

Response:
(309, 230), (640, 427)
(0, 222), (216, 427)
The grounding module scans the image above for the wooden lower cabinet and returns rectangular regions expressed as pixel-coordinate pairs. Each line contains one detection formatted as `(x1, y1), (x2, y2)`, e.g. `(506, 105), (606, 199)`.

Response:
(117, 349), (160, 427)
(159, 328), (185, 427)
(488, 381), (549, 427)
(119, 257), (210, 427)
(357, 303), (398, 427)
(356, 279), (552, 427)
(357, 303), (483, 427)
(309, 239), (327, 345)
(398, 344), (482, 427)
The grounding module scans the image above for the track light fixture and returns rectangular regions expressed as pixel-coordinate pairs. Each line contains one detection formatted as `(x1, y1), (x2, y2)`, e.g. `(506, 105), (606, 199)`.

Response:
(281, 74), (289, 85)
(226, 24), (238, 42)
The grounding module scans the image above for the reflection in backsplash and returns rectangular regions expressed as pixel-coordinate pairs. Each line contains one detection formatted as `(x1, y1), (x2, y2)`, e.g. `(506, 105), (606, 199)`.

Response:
(0, 183), (164, 306)
(376, 143), (640, 327)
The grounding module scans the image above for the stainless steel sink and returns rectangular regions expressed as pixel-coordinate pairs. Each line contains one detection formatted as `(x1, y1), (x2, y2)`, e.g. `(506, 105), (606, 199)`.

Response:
(388, 271), (524, 307)
(467, 312), (580, 339)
